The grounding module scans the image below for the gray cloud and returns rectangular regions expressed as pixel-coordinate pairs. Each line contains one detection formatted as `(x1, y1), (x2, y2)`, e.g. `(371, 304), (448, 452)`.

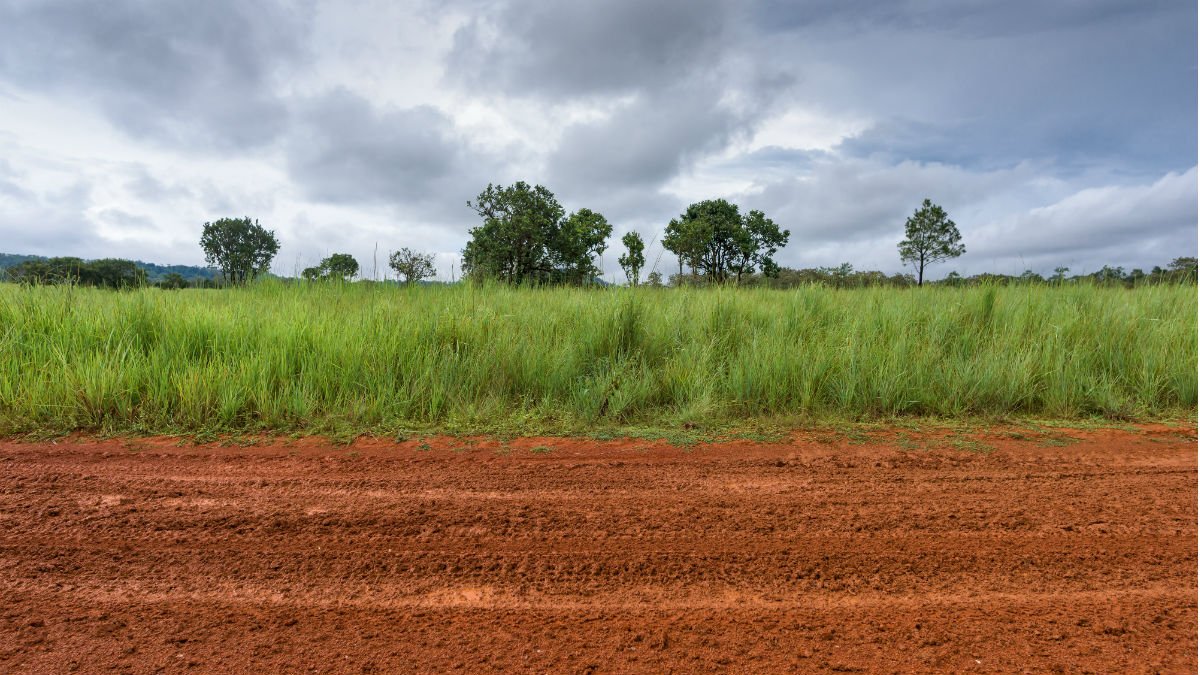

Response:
(0, 0), (1192, 282)
(765, 2), (1196, 174)
(0, 0), (311, 149)
(969, 168), (1197, 263)
(753, 0), (1173, 36)
(548, 85), (750, 194)
(447, 0), (734, 97)
(0, 176), (104, 256)
(285, 88), (495, 223)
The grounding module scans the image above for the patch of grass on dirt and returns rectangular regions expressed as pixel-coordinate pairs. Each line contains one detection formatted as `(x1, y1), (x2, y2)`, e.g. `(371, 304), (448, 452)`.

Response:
(946, 436), (994, 454)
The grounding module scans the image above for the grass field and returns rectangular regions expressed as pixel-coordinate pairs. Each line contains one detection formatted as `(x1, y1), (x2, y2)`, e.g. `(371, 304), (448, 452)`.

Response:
(0, 281), (1194, 437)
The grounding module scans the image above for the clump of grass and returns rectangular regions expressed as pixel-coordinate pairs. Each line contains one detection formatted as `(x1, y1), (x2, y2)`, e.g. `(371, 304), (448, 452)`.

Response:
(0, 281), (1194, 437)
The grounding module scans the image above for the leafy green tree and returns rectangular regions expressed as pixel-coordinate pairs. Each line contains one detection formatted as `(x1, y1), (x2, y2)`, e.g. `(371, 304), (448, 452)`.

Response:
(661, 202), (714, 279)
(898, 199), (965, 286)
(1094, 265), (1125, 285)
(645, 270), (664, 287)
(663, 199), (789, 284)
(320, 253), (359, 281)
(1051, 266), (1070, 283)
(5, 258), (62, 284)
(303, 253), (359, 282)
(158, 272), (188, 289)
(463, 182), (563, 284)
(88, 259), (147, 288)
(1169, 256), (1198, 282)
(199, 217), (280, 285)
(618, 231), (646, 286)
(389, 248), (437, 284)
(735, 209), (789, 282)
(5, 257), (144, 288)
(556, 208), (611, 284)
(462, 182), (610, 285)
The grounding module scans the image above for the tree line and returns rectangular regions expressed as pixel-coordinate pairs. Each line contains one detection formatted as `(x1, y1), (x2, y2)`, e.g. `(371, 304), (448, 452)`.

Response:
(3, 184), (1195, 289)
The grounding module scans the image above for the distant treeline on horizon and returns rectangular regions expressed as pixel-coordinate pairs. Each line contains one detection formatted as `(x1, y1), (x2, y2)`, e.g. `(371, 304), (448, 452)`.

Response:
(2, 251), (1195, 290)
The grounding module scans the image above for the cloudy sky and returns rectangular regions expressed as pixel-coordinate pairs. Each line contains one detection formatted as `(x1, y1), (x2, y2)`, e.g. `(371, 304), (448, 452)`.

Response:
(0, 0), (1195, 281)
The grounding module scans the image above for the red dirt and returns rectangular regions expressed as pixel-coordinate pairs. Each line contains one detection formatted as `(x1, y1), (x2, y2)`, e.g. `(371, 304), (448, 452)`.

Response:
(0, 424), (1195, 674)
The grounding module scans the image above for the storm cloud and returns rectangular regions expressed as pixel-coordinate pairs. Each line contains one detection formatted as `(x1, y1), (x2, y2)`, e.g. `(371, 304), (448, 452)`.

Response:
(0, 0), (311, 150)
(0, 0), (1193, 279)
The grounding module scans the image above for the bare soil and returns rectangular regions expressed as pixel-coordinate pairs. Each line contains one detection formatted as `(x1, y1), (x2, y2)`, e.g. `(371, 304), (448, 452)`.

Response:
(0, 425), (1195, 674)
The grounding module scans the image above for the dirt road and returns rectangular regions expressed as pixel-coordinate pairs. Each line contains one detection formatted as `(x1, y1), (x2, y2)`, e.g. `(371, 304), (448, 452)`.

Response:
(1, 425), (1195, 673)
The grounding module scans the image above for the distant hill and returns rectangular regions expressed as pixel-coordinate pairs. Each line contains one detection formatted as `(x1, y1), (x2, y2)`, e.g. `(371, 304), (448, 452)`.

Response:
(0, 252), (220, 282)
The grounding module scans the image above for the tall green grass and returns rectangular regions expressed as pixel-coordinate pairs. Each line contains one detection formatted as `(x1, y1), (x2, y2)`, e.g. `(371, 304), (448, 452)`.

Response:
(0, 281), (1194, 436)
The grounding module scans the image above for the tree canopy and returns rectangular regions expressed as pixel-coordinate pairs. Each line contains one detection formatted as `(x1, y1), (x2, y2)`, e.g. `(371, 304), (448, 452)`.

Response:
(389, 248), (437, 284)
(898, 199), (965, 286)
(200, 217), (280, 285)
(303, 253), (360, 282)
(663, 199), (788, 284)
(618, 231), (646, 286)
(4, 257), (146, 288)
(462, 182), (611, 285)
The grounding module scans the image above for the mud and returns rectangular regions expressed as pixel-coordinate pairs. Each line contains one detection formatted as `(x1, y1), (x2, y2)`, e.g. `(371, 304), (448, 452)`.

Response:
(0, 425), (1195, 673)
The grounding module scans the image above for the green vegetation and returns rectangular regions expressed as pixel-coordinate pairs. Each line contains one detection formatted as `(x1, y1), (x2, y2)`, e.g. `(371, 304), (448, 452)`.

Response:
(462, 182), (611, 285)
(898, 198), (965, 286)
(663, 198), (789, 284)
(388, 248), (437, 284)
(302, 253), (360, 282)
(0, 281), (1194, 438)
(199, 217), (280, 285)
(0, 252), (221, 286)
(3, 256), (147, 288)
(618, 231), (646, 286)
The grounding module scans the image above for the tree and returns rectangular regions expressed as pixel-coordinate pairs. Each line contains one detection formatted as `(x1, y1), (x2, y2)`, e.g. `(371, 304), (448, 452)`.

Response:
(462, 182), (611, 285)
(1019, 269), (1044, 284)
(389, 248), (436, 284)
(1051, 266), (1070, 284)
(663, 199), (789, 284)
(645, 270), (664, 287)
(199, 217), (280, 285)
(158, 272), (188, 290)
(303, 253), (359, 282)
(734, 209), (789, 283)
(1094, 265), (1125, 285)
(88, 258), (147, 288)
(898, 199), (965, 286)
(1169, 257), (1198, 283)
(556, 208), (611, 284)
(4, 257), (144, 288)
(320, 253), (359, 281)
(618, 231), (646, 286)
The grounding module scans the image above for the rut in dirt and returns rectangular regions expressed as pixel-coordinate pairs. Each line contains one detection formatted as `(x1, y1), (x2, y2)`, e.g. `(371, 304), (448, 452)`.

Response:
(0, 425), (1195, 674)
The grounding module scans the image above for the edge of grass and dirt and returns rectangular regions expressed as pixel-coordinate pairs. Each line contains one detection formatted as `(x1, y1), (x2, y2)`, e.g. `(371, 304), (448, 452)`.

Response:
(5, 412), (1194, 454)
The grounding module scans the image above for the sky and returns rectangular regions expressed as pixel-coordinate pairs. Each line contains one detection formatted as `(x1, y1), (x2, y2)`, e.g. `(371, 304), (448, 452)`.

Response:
(0, 0), (1195, 282)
